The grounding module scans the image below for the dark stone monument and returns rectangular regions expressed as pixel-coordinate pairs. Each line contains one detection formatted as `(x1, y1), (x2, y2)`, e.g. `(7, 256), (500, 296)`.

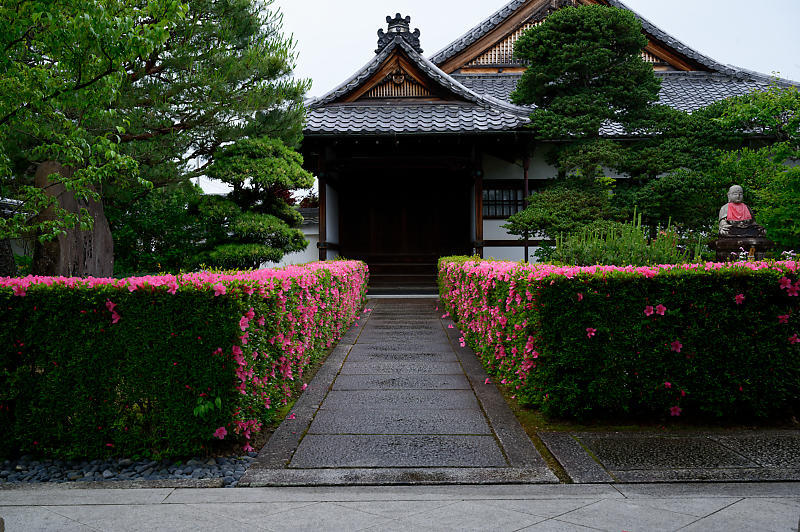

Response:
(710, 185), (773, 261)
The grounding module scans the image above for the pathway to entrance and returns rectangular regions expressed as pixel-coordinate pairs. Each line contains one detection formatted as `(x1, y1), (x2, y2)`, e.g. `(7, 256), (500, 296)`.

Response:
(241, 298), (556, 486)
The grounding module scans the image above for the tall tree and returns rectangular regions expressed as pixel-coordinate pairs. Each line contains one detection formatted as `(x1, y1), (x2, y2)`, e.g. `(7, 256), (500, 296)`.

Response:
(511, 4), (661, 141)
(105, 0), (309, 193)
(0, 0), (185, 275)
(103, 0), (312, 272)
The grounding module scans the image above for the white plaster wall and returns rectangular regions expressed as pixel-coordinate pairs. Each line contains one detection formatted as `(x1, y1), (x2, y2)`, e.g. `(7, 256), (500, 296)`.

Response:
(264, 224), (319, 268)
(482, 149), (560, 182)
(483, 219), (515, 240)
(483, 153), (522, 180)
(326, 184), (339, 245)
(483, 246), (524, 262)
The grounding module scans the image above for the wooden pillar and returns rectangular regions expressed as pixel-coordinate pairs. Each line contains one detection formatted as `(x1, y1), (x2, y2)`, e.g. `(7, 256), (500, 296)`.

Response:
(475, 173), (484, 259)
(523, 154), (530, 263)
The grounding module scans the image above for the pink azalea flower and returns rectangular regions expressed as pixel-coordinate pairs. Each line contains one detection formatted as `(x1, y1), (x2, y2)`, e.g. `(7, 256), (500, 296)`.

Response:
(643, 305), (654, 316)
(213, 427), (227, 439)
(735, 294), (745, 305)
(779, 277), (793, 290)
(441, 312), (450, 319)
(301, 383), (308, 390)
(586, 327), (596, 338)
(670, 406), (682, 417)
(213, 283), (226, 296)
(778, 315), (789, 324)
(789, 334), (800, 345)
(670, 340), (682, 353)
(11, 285), (26, 297)
(242, 443), (254, 452)
(485, 378), (491, 384)
(287, 413), (296, 420)
(664, 382), (672, 389)
(577, 292), (583, 301)
(788, 283), (800, 297)
(655, 304), (666, 315)
(111, 311), (121, 324)
(448, 324), (454, 329)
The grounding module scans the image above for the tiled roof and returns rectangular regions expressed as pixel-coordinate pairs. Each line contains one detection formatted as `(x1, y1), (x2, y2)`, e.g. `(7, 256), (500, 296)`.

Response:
(309, 36), (530, 116)
(429, 0), (784, 79)
(453, 71), (786, 112)
(305, 33), (531, 136)
(428, 0), (530, 66)
(305, 103), (528, 135)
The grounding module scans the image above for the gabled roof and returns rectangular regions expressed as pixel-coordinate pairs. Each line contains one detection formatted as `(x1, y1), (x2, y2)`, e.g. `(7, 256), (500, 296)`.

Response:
(428, 0), (536, 67)
(306, 32), (532, 136)
(305, 3), (796, 138)
(428, 0), (771, 76)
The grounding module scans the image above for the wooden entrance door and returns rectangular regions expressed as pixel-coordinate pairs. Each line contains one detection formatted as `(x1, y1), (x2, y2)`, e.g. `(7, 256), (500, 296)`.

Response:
(339, 170), (471, 288)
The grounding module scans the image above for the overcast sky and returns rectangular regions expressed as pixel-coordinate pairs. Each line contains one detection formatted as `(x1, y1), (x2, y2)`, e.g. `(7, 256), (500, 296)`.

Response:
(271, 0), (800, 98)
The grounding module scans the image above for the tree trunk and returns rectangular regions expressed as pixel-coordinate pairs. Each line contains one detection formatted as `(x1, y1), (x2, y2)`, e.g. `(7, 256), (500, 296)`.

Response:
(0, 238), (17, 277)
(32, 161), (114, 277)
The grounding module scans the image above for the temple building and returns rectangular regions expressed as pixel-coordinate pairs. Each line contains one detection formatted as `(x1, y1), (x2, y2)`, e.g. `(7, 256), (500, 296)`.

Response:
(300, 0), (793, 290)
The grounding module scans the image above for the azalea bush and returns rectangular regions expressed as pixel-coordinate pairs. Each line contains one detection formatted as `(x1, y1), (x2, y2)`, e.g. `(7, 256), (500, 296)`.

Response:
(439, 257), (799, 421)
(0, 261), (368, 459)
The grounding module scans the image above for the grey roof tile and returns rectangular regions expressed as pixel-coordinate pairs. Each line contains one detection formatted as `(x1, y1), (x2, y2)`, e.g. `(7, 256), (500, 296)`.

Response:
(452, 71), (791, 112)
(305, 103), (528, 135)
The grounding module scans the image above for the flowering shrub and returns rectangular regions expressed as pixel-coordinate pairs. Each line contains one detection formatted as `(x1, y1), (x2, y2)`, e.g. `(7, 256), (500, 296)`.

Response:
(439, 257), (799, 421)
(0, 261), (368, 459)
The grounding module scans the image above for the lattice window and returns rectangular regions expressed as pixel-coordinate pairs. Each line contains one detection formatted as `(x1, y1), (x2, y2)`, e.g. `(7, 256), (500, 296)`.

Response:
(467, 21), (666, 68)
(483, 185), (525, 218)
(468, 22), (541, 66)
(363, 71), (433, 99)
(641, 50), (663, 63)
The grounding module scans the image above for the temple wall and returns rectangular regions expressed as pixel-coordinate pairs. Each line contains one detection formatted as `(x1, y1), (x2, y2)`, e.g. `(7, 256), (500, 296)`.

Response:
(326, 183), (339, 260)
(263, 223), (320, 268)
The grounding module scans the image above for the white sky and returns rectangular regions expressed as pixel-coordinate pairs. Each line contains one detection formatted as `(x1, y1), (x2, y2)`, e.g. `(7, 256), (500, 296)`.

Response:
(201, 0), (800, 194)
(272, 0), (800, 97)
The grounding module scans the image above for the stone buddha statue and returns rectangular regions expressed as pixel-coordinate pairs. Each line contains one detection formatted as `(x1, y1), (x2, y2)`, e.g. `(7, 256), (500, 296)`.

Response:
(719, 185), (766, 238)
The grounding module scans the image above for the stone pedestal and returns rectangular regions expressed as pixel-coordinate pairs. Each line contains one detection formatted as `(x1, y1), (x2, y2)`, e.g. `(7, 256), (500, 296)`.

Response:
(710, 237), (774, 262)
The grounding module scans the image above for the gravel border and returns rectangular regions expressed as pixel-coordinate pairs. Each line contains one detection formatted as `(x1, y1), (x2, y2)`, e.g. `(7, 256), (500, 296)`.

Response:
(0, 453), (257, 488)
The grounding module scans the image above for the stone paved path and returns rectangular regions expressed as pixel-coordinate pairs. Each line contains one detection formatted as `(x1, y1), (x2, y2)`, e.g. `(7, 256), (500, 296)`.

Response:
(242, 298), (556, 486)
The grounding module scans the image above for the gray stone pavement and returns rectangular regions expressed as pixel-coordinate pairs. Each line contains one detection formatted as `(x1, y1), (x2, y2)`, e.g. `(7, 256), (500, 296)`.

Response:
(241, 298), (555, 486)
(1, 483), (798, 531)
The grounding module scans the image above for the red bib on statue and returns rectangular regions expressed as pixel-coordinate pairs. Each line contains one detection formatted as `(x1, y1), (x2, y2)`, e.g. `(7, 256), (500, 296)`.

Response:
(727, 202), (752, 221)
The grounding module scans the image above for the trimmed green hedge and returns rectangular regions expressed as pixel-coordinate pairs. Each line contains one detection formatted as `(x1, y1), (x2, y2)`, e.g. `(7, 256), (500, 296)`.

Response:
(439, 257), (800, 421)
(0, 262), (368, 459)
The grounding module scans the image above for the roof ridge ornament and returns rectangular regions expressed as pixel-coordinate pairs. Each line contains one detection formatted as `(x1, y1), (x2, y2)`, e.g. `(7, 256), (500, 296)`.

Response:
(376, 13), (423, 54)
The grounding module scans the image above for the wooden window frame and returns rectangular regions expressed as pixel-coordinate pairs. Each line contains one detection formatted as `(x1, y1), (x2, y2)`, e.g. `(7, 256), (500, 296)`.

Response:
(482, 180), (531, 219)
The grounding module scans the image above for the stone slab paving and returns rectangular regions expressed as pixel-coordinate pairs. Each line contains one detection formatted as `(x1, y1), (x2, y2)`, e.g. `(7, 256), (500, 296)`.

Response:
(241, 298), (556, 486)
(1, 483), (798, 531)
(541, 431), (800, 483)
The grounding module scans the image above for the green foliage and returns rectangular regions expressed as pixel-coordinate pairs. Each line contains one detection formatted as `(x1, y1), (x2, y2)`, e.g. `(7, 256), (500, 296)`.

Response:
(511, 4), (661, 139)
(0, 263), (368, 460)
(631, 169), (726, 232)
(503, 180), (611, 240)
(111, 182), (309, 274)
(0, 0), (186, 240)
(529, 269), (799, 420)
(104, 0), (310, 190)
(758, 165), (800, 250)
(550, 214), (694, 266)
(439, 258), (800, 422)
